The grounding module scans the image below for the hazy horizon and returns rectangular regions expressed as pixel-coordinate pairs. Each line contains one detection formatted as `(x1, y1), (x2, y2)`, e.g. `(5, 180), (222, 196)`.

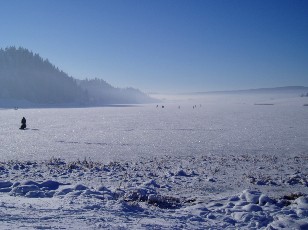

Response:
(1, 0), (307, 93)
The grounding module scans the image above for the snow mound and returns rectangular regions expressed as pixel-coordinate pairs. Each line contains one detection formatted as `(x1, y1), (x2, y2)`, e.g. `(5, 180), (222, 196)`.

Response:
(0, 156), (306, 229)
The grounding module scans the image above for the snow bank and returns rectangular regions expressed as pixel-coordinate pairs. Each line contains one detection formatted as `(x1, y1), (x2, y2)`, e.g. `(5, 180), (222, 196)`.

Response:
(0, 155), (306, 229)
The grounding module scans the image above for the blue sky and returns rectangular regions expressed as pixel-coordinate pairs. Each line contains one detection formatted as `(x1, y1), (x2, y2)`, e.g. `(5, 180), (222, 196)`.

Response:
(1, 0), (307, 93)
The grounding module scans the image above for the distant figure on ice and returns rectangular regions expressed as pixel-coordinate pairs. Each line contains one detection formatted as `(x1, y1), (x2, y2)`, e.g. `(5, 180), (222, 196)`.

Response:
(20, 117), (26, 130)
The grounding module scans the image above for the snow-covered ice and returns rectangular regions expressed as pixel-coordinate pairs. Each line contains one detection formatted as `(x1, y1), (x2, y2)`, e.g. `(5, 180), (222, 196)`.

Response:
(0, 94), (307, 229)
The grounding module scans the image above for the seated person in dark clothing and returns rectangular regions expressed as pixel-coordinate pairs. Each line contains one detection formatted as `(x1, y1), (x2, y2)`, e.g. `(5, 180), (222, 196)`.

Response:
(20, 117), (26, 129)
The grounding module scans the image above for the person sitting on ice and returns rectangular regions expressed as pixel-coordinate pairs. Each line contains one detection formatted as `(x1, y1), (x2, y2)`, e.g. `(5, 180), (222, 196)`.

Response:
(20, 117), (27, 130)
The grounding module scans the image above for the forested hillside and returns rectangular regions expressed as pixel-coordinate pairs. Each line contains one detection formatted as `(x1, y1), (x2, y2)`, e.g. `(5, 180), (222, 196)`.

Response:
(78, 78), (157, 104)
(0, 47), (156, 106)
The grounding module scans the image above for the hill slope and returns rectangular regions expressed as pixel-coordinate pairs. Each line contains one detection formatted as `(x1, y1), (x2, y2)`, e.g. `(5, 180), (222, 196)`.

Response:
(78, 78), (157, 105)
(0, 47), (156, 107)
(191, 86), (308, 95)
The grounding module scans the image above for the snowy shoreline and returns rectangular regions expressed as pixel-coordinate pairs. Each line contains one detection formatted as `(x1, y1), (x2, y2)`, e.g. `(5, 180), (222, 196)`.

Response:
(0, 152), (307, 229)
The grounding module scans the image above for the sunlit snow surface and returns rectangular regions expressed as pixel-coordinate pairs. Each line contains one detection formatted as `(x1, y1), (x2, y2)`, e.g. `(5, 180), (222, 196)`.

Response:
(0, 94), (307, 229)
(2, 94), (307, 162)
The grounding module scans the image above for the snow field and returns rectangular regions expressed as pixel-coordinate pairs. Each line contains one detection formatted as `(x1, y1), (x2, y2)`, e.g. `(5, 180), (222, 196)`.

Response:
(0, 94), (307, 229)
(0, 151), (307, 229)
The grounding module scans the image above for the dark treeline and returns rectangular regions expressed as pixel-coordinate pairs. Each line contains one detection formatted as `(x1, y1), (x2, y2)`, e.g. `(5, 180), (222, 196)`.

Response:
(0, 47), (157, 106)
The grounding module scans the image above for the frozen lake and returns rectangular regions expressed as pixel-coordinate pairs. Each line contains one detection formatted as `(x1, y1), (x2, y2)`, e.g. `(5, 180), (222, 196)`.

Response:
(0, 94), (308, 229)
(1, 94), (307, 162)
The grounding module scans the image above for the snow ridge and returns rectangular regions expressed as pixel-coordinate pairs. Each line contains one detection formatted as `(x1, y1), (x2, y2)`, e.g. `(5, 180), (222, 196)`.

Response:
(0, 155), (307, 229)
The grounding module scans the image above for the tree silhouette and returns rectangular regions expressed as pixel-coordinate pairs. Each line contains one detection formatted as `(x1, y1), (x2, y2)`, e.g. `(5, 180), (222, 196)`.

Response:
(0, 46), (157, 106)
